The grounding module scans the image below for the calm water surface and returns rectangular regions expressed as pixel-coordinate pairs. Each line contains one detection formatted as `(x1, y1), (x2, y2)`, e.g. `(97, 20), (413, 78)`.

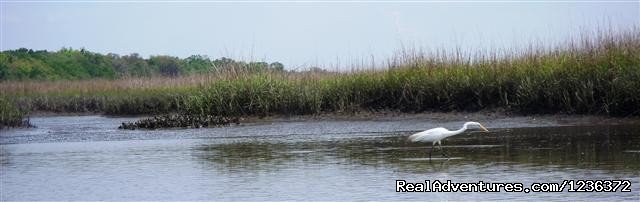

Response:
(1, 116), (639, 201)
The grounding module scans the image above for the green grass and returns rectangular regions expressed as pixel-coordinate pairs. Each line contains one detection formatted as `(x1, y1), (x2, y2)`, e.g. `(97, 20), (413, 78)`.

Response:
(0, 96), (31, 128)
(1, 28), (639, 128)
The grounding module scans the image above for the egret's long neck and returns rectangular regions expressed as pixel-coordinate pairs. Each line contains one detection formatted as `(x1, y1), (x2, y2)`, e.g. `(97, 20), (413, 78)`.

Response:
(445, 124), (468, 138)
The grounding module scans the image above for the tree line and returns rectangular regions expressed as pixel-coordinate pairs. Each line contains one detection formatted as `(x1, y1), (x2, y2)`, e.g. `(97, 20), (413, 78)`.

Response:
(0, 48), (286, 80)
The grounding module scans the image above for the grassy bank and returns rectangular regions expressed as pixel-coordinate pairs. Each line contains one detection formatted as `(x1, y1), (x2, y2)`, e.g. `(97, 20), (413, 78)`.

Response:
(1, 29), (639, 128)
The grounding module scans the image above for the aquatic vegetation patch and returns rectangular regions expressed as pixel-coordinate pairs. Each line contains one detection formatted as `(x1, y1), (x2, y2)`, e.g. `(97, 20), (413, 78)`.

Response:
(118, 114), (240, 130)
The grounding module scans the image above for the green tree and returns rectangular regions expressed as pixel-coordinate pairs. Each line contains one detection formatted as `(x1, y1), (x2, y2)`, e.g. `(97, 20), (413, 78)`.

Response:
(269, 62), (285, 71)
(0, 48), (286, 80)
(149, 55), (183, 77)
(185, 55), (214, 73)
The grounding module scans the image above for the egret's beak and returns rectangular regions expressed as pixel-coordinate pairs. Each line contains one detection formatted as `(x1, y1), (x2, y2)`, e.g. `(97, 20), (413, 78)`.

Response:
(480, 124), (489, 132)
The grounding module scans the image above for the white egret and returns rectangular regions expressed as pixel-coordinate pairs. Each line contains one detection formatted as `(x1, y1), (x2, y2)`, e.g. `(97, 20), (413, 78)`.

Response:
(408, 122), (489, 159)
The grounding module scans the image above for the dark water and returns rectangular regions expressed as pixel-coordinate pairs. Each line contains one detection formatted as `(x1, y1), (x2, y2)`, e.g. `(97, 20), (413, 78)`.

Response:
(1, 116), (639, 201)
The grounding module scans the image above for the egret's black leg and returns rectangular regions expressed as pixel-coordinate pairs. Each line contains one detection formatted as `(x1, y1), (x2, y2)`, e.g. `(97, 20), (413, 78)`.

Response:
(429, 144), (434, 161)
(439, 143), (449, 158)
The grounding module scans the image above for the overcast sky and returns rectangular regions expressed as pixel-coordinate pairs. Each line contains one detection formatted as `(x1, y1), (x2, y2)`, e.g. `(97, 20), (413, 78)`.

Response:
(1, 1), (638, 68)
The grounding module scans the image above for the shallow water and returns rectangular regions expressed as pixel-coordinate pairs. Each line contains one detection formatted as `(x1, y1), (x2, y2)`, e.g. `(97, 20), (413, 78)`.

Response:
(1, 116), (639, 201)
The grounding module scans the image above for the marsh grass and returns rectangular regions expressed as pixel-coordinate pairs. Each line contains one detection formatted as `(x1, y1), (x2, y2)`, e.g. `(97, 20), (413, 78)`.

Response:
(1, 28), (639, 128)
(0, 96), (31, 128)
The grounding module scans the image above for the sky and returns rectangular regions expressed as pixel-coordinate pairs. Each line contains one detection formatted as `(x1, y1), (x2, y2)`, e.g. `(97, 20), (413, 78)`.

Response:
(1, 1), (639, 69)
